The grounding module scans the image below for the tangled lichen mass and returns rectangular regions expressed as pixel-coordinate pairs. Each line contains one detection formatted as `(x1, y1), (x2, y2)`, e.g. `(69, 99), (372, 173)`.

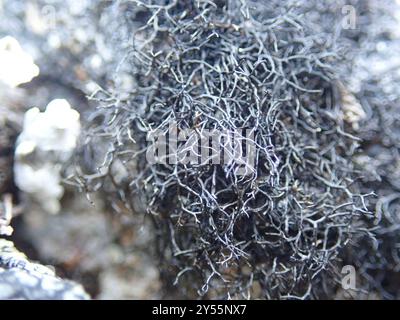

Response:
(1, 0), (400, 301)
(77, 0), (373, 299)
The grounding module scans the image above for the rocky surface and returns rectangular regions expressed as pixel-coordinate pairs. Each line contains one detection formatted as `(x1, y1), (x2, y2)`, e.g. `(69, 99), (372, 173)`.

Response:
(0, 239), (89, 299)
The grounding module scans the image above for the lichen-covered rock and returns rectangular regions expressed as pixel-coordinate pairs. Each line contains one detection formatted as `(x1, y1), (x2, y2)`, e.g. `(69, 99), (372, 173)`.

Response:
(0, 239), (89, 300)
(14, 99), (80, 214)
(0, 36), (39, 88)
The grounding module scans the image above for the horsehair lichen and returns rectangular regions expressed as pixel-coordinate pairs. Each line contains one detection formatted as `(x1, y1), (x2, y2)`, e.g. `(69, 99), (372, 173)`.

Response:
(74, 0), (372, 299)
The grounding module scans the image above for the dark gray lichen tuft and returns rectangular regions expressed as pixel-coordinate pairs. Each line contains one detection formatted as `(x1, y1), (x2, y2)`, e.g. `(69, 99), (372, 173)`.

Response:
(76, 0), (373, 299)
